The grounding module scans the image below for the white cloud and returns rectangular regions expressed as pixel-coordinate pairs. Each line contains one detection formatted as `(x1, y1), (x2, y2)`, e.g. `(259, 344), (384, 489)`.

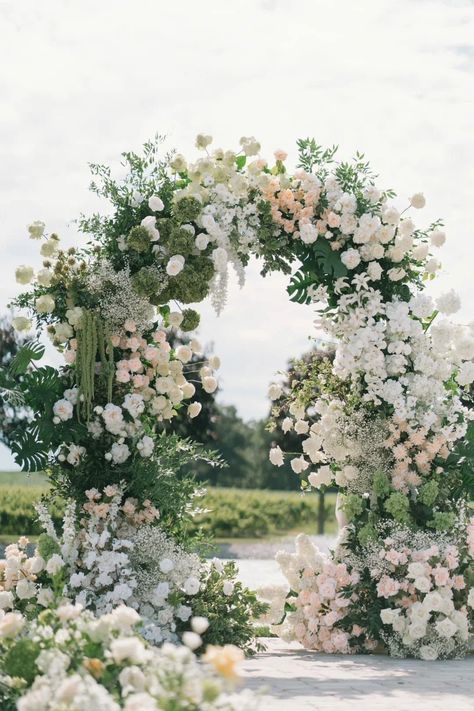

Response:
(1, 0), (473, 470)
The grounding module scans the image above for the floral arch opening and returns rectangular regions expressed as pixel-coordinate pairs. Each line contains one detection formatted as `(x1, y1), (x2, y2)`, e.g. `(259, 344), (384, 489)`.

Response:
(5, 133), (474, 676)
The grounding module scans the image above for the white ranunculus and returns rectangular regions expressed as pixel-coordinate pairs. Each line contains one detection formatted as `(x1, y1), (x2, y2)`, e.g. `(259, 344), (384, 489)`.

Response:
(35, 294), (55, 313)
(409, 192), (426, 209)
(37, 268), (53, 286)
(110, 606), (141, 629)
(182, 631), (202, 650)
(28, 220), (45, 239)
(269, 446), (284, 467)
(12, 316), (32, 332)
(430, 229), (446, 247)
(188, 402), (202, 418)
(15, 265), (34, 284)
(196, 133), (213, 149)
(166, 255), (185, 276)
(340, 248), (360, 270)
(148, 195), (164, 212)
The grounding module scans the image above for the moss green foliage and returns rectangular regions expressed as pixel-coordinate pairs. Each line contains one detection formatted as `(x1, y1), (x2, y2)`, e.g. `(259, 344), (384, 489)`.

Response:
(372, 471), (391, 498)
(131, 265), (167, 299)
(342, 493), (366, 520)
(127, 225), (152, 252)
(384, 491), (411, 524)
(427, 510), (457, 531)
(156, 259), (215, 304)
(179, 561), (268, 655)
(3, 639), (40, 684)
(419, 479), (439, 507)
(180, 308), (200, 332)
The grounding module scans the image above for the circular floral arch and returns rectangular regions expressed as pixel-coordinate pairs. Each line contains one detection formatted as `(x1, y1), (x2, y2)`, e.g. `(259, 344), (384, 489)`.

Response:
(7, 134), (474, 662)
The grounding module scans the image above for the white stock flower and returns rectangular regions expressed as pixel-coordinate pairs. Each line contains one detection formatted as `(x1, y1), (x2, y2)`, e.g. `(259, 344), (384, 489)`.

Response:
(46, 554), (65, 575)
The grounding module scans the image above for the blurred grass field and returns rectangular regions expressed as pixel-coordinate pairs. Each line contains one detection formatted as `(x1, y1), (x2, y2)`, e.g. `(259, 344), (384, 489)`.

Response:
(0, 471), (337, 541)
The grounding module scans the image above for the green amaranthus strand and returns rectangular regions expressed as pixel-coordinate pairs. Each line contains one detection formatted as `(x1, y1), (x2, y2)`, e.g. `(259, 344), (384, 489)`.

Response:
(76, 310), (114, 421)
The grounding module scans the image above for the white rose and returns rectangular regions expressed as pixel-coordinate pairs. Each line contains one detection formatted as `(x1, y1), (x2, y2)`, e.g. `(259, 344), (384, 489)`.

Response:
(35, 294), (55, 313)
(26, 556), (45, 574)
(15, 265), (34, 284)
(435, 617), (457, 638)
(148, 195), (164, 212)
(188, 402), (202, 418)
(37, 268), (53, 286)
(111, 637), (148, 664)
(294, 419), (309, 435)
(202, 376), (217, 393)
(458, 362), (474, 386)
(367, 261), (383, 281)
(195, 234), (209, 250)
(308, 466), (333, 488)
(166, 255), (185, 276)
(37, 587), (54, 607)
(0, 591), (14, 610)
(413, 576), (431, 593)
(340, 248), (361, 270)
(430, 229), (446, 247)
(40, 238), (59, 257)
(183, 576), (200, 595)
(110, 442), (131, 464)
(412, 242), (429, 260)
(268, 383), (283, 401)
(223, 580), (235, 596)
(170, 154), (187, 172)
(53, 398), (74, 422)
(208, 355), (220, 369)
(46, 554), (65, 575)
(28, 220), (45, 239)
(409, 192), (426, 209)
(140, 215), (160, 242)
(407, 562), (426, 579)
(181, 382), (196, 399)
(299, 222), (318, 244)
(0, 612), (25, 638)
(387, 267), (406, 281)
(269, 446), (284, 467)
(467, 588), (474, 608)
(291, 457), (309, 474)
(168, 311), (184, 328)
(12, 316), (32, 332)
(16, 579), (36, 600)
(419, 645), (438, 661)
(383, 206), (400, 225)
(175, 345), (192, 363)
(110, 606), (141, 629)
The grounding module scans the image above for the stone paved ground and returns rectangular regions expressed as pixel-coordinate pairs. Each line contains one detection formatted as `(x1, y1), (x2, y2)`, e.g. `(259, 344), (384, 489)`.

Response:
(241, 638), (474, 711)
(233, 558), (473, 711)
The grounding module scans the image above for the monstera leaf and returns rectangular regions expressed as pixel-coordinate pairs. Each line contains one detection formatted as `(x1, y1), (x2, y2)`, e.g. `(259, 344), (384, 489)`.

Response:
(21, 366), (62, 412)
(10, 425), (49, 472)
(287, 269), (318, 304)
(288, 238), (348, 304)
(8, 341), (45, 377)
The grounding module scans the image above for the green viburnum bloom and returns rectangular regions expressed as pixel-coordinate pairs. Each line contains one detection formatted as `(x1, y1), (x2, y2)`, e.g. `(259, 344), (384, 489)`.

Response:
(372, 471), (391, 498)
(180, 308), (201, 331)
(157, 217), (173, 241)
(159, 259), (214, 304)
(37, 533), (61, 560)
(174, 196), (202, 223)
(419, 480), (439, 507)
(127, 226), (151, 253)
(168, 226), (196, 255)
(132, 266), (167, 298)
(357, 523), (378, 546)
(427, 511), (457, 531)
(342, 494), (366, 519)
(384, 492), (411, 524)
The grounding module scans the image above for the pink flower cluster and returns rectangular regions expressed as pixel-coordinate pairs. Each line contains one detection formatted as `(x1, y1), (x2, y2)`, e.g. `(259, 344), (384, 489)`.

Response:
(262, 173), (321, 237)
(385, 417), (449, 491)
(83, 485), (159, 526)
(274, 535), (373, 654)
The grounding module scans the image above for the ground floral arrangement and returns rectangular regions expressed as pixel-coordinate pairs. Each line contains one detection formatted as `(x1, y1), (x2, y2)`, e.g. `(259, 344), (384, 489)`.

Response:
(0, 132), (471, 703)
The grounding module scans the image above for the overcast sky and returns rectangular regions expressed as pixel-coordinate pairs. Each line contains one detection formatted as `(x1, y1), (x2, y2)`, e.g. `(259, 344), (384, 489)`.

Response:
(1, 0), (473, 469)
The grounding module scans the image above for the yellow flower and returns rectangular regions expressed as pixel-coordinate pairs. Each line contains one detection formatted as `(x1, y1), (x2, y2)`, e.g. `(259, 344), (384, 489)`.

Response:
(203, 644), (244, 681)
